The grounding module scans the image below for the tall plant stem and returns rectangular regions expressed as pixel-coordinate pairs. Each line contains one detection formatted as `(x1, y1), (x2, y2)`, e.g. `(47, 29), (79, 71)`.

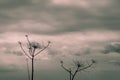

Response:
(31, 56), (34, 80)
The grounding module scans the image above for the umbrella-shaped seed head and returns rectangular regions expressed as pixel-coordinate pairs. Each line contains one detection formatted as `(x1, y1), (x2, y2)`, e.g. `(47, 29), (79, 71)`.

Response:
(29, 42), (42, 49)
(60, 60), (64, 64)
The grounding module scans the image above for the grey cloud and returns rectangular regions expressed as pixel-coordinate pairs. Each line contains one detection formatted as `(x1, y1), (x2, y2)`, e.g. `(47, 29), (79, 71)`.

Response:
(0, 0), (49, 24)
(102, 42), (120, 54)
(43, 0), (120, 34)
(0, 42), (23, 56)
(0, 0), (31, 9)
(74, 48), (91, 56)
(0, 0), (120, 35)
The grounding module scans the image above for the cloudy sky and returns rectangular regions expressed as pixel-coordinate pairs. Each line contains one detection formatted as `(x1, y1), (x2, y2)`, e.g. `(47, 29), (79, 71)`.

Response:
(0, 0), (120, 80)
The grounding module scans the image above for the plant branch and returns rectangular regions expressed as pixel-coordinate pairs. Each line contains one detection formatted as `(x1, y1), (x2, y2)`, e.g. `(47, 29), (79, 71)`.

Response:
(19, 42), (32, 59)
(25, 35), (32, 56)
(71, 67), (79, 80)
(61, 64), (71, 73)
(79, 62), (93, 71)
(34, 41), (50, 57)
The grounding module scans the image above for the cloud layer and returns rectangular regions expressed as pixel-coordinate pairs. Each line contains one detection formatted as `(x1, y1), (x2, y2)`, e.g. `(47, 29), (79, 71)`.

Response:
(0, 0), (120, 80)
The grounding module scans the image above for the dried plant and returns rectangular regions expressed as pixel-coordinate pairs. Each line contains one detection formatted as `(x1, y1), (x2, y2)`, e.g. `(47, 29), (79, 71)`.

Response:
(60, 59), (96, 80)
(18, 35), (51, 80)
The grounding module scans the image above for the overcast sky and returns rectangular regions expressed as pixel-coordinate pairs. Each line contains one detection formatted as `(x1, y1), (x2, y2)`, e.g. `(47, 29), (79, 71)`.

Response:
(0, 0), (120, 80)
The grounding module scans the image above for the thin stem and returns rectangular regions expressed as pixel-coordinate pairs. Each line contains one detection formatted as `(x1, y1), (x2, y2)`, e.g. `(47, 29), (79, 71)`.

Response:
(61, 64), (74, 80)
(26, 35), (32, 56)
(61, 64), (71, 73)
(26, 35), (31, 45)
(71, 67), (79, 80)
(32, 48), (36, 57)
(31, 56), (34, 80)
(70, 69), (72, 80)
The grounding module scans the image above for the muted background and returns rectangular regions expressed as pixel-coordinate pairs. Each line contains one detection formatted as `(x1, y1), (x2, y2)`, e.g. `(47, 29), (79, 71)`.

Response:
(0, 0), (120, 80)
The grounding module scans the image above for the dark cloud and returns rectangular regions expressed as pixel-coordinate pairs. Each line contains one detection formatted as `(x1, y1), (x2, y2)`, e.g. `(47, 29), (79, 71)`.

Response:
(0, 0), (31, 9)
(0, 0), (49, 25)
(102, 42), (120, 54)
(0, 0), (119, 35)
(40, 0), (120, 34)
(0, 0), (31, 24)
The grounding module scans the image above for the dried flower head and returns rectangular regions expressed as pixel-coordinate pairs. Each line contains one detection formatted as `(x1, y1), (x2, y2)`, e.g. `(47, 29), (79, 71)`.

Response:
(25, 35), (28, 37)
(48, 41), (51, 43)
(74, 61), (84, 68)
(18, 41), (22, 44)
(60, 60), (64, 64)
(28, 42), (42, 49)
(91, 59), (96, 64)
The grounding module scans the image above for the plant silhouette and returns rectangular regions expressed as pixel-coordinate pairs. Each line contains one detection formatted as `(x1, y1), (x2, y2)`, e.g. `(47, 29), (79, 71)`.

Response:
(60, 59), (96, 80)
(18, 35), (51, 80)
